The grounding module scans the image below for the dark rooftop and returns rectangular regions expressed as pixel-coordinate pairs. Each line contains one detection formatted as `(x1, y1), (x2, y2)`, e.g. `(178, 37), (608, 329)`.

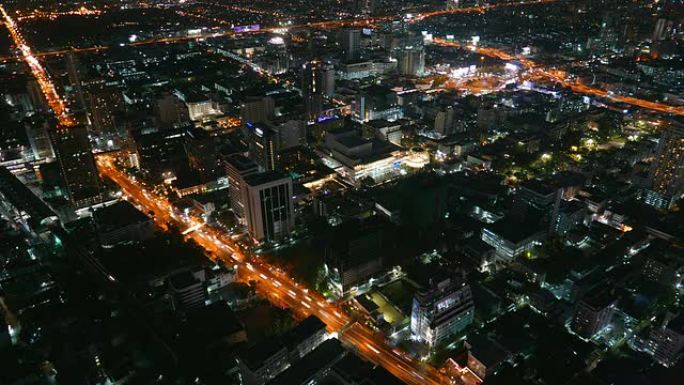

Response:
(94, 201), (150, 233)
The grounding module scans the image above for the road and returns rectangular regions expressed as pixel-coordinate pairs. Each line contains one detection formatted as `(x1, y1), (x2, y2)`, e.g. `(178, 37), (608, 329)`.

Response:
(432, 37), (684, 117)
(96, 156), (451, 385)
(0, 5), (76, 126)
(0, 0), (554, 62)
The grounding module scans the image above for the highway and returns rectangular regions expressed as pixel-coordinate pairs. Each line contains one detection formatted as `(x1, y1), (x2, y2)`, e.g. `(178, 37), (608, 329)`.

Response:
(432, 37), (684, 117)
(0, 0), (554, 62)
(96, 156), (451, 385)
(0, 5), (76, 126)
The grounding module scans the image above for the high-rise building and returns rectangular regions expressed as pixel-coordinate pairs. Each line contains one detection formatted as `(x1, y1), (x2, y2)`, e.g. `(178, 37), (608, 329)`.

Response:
(511, 179), (562, 234)
(339, 29), (362, 61)
(24, 117), (55, 161)
(240, 96), (275, 125)
(410, 271), (474, 346)
(647, 313), (684, 367)
(86, 86), (124, 139)
(570, 290), (616, 340)
(155, 92), (190, 128)
(398, 47), (425, 76)
(243, 172), (294, 243)
(320, 62), (336, 97)
(247, 122), (278, 172)
(434, 107), (455, 136)
(133, 127), (188, 174)
(49, 124), (101, 208)
(646, 124), (684, 209)
(224, 154), (259, 224)
(301, 61), (325, 122)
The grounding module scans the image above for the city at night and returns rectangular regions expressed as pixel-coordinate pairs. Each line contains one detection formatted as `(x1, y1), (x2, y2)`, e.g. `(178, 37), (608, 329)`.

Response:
(0, 1), (683, 384)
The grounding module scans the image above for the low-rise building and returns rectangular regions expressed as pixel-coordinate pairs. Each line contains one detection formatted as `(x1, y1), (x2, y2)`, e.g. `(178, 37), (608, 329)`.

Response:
(93, 201), (155, 247)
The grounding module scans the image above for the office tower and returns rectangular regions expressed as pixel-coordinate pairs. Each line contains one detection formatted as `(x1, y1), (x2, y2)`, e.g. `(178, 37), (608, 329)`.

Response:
(240, 96), (275, 125)
(410, 271), (474, 346)
(65, 53), (87, 110)
(511, 179), (562, 233)
(339, 29), (361, 61)
(24, 117), (55, 161)
(133, 127), (188, 175)
(320, 63), (336, 97)
(646, 124), (684, 209)
(243, 172), (294, 243)
(155, 92), (190, 128)
(184, 126), (219, 181)
(434, 107), (454, 136)
(301, 61), (324, 122)
(570, 290), (616, 340)
(247, 123), (278, 172)
(86, 86), (124, 139)
(398, 47), (425, 76)
(49, 124), (101, 208)
(168, 270), (206, 312)
(224, 154), (259, 224)
(26, 79), (49, 112)
(648, 313), (684, 367)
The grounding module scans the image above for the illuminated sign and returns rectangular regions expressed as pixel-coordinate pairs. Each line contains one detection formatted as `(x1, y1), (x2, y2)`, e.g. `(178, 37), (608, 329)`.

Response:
(233, 24), (261, 33)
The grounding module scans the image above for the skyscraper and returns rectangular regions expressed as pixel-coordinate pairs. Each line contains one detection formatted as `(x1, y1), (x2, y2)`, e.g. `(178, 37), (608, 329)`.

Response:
(49, 124), (101, 208)
(320, 62), (336, 97)
(86, 85), (124, 139)
(243, 172), (294, 243)
(647, 124), (684, 209)
(301, 61), (324, 122)
(339, 29), (361, 61)
(247, 122), (278, 172)
(224, 154), (259, 224)
(24, 116), (55, 161)
(398, 47), (425, 76)
(570, 290), (616, 340)
(411, 271), (474, 346)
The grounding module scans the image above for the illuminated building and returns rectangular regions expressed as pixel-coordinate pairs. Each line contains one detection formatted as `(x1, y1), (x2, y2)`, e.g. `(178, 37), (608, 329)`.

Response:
(302, 61), (324, 122)
(183, 93), (220, 121)
(362, 119), (403, 146)
(321, 128), (405, 186)
(49, 124), (101, 208)
(353, 87), (403, 123)
(320, 62), (336, 97)
(338, 60), (397, 80)
(133, 127), (187, 175)
(644, 313), (684, 367)
(481, 219), (545, 262)
(24, 117), (55, 161)
(570, 289), (615, 340)
(224, 154), (259, 224)
(243, 172), (294, 243)
(646, 124), (684, 209)
(325, 219), (384, 296)
(86, 85), (123, 139)
(247, 122), (278, 172)
(237, 341), (290, 385)
(410, 271), (474, 347)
